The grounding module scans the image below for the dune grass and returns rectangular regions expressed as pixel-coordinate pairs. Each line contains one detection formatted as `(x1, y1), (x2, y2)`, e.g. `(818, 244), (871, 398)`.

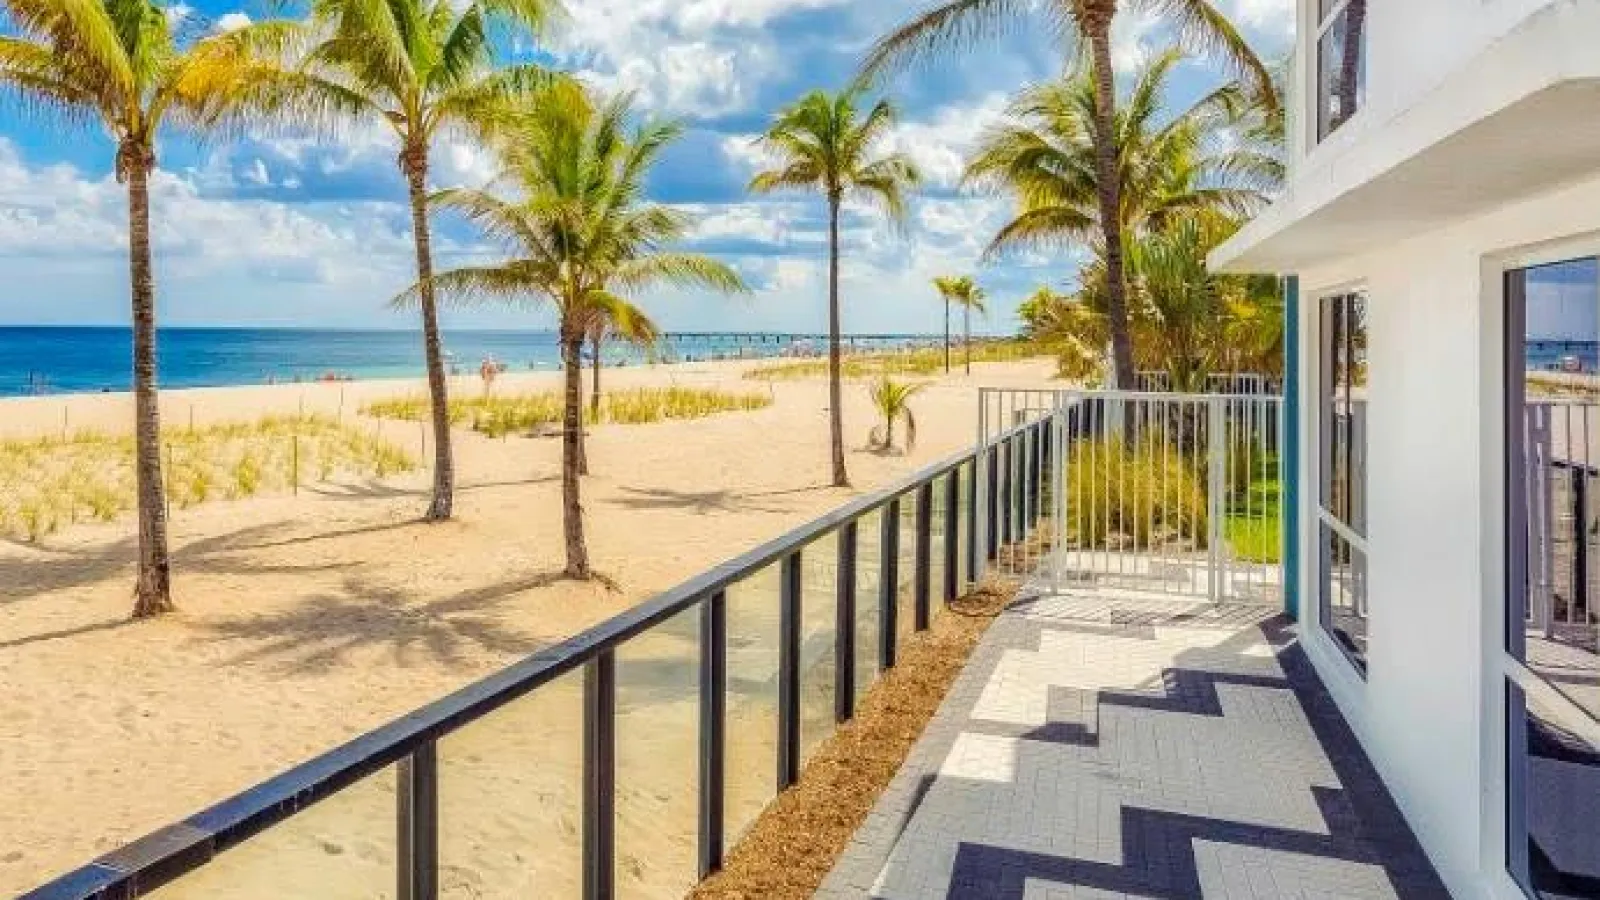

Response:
(0, 415), (415, 542)
(363, 387), (773, 438)
(745, 341), (1044, 382)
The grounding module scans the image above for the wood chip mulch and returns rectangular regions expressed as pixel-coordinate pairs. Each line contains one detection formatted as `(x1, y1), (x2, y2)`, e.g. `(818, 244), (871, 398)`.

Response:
(689, 579), (1018, 900)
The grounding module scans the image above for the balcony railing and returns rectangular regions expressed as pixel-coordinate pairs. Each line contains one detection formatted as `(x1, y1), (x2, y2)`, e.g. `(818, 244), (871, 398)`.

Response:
(22, 417), (1055, 900)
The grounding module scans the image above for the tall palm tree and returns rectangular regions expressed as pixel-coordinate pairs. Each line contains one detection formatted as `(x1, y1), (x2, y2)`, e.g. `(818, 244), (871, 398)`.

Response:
(291, 0), (564, 521)
(933, 275), (987, 375)
(585, 296), (660, 424)
(0, 0), (306, 616)
(860, 0), (1275, 390)
(968, 49), (1277, 259)
(407, 84), (747, 578)
(749, 87), (920, 488)
(965, 50), (1277, 382)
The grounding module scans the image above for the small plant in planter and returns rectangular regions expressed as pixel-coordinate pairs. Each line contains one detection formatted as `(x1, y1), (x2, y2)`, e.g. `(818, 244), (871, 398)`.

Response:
(868, 376), (928, 454)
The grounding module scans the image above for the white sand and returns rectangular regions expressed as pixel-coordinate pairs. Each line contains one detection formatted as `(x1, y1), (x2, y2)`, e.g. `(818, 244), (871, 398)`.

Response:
(0, 356), (1058, 897)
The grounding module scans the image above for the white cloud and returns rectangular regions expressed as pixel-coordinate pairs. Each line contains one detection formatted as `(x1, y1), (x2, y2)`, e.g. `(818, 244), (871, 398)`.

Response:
(214, 11), (252, 32)
(0, 140), (439, 325)
(880, 93), (1009, 189)
(1225, 0), (1296, 36)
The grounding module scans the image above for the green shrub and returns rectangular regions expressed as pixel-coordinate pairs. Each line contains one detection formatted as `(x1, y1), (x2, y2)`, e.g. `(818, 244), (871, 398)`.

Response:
(1061, 437), (1208, 550)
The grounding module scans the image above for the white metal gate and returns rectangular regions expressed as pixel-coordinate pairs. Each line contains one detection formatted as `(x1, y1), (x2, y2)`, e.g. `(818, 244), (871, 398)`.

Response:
(977, 388), (1285, 606)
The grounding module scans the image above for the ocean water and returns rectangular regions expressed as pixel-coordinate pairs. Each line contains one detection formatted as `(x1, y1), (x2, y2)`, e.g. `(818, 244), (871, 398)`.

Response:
(1527, 340), (1600, 373)
(0, 328), (928, 396)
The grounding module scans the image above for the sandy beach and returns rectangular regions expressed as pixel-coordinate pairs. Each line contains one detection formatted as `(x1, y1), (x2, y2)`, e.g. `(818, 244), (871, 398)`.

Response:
(0, 355), (1056, 897)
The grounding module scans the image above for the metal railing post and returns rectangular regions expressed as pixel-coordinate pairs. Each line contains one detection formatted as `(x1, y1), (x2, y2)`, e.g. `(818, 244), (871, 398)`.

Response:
(777, 552), (801, 791)
(1052, 403), (1068, 594)
(915, 483), (932, 630)
(1573, 467), (1589, 626)
(835, 523), (857, 723)
(1207, 398), (1227, 603)
(880, 499), (899, 670)
(975, 392), (989, 580)
(583, 651), (616, 900)
(396, 742), (438, 900)
(698, 592), (727, 878)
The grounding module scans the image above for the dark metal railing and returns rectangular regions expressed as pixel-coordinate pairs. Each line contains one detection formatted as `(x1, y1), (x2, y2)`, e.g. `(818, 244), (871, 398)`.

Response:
(22, 417), (1054, 900)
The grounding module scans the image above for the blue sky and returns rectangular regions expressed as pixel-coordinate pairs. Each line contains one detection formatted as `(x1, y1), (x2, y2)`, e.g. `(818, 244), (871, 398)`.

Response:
(0, 0), (1295, 334)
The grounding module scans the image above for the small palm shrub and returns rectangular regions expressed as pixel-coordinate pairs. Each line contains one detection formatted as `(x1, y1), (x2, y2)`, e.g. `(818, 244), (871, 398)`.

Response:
(868, 377), (927, 453)
(1061, 437), (1208, 550)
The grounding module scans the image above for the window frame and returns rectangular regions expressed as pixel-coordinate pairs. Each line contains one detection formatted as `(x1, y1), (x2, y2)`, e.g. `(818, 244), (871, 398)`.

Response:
(1314, 288), (1371, 677)
(1312, 0), (1367, 144)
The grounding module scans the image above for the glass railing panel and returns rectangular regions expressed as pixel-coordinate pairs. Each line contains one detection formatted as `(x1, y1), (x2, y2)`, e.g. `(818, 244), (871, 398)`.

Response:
(854, 507), (884, 699)
(896, 493), (917, 646)
(929, 474), (948, 618)
(437, 670), (582, 899)
(142, 763), (399, 899)
(723, 563), (781, 845)
(615, 605), (700, 899)
(798, 532), (838, 763)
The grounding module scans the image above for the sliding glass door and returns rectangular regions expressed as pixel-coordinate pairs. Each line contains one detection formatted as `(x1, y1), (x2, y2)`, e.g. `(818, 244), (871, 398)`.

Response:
(1505, 258), (1600, 899)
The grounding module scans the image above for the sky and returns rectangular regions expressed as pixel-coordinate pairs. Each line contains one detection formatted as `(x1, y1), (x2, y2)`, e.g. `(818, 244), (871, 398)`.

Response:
(0, 0), (1296, 335)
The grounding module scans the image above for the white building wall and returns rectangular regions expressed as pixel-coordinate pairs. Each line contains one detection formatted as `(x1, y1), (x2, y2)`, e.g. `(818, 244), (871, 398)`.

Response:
(1294, 171), (1600, 900)
(1293, 0), (1567, 174)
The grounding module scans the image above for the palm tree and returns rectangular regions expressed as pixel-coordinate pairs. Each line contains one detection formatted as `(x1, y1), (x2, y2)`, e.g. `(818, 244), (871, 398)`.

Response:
(933, 275), (987, 375)
(749, 87), (920, 488)
(860, 0), (1276, 390)
(868, 376), (927, 453)
(0, 0), (308, 616)
(290, 0), (565, 521)
(965, 50), (1277, 383)
(585, 296), (660, 424)
(968, 49), (1276, 266)
(407, 84), (747, 578)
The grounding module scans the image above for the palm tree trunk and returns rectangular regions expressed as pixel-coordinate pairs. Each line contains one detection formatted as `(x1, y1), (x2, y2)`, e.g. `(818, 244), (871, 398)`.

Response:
(964, 303), (972, 375)
(943, 298), (951, 374)
(589, 332), (602, 422)
(1084, 6), (1136, 391)
(403, 147), (455, 521)
(827, 193), (849, 487)
(561, 328), (591, 578)
(126, 152), (173, 618)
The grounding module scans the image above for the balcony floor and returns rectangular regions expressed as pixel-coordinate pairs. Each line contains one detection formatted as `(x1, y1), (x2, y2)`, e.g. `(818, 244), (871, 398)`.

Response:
(818, 590), (1451, 899)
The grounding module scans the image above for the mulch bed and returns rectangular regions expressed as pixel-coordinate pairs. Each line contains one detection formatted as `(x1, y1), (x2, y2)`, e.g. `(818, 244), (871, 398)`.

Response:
(689, 579), (1017, 899)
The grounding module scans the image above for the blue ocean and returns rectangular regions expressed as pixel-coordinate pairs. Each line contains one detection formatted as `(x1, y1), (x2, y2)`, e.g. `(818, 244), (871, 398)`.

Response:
(0, 327), (924, 396)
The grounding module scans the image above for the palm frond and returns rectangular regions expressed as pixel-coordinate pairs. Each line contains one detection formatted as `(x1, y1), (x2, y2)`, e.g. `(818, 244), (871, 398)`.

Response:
(857, 0), (1035, 85)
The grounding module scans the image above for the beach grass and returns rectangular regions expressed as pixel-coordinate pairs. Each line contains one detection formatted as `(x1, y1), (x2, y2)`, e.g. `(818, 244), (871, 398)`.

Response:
(744, 341), (1044, 382)
(0, 415), (415, 542)
(362, 387), (773, 438)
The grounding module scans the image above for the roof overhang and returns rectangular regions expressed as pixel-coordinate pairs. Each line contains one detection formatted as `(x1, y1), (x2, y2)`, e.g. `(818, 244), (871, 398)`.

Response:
(1212, 2), (1600, 275)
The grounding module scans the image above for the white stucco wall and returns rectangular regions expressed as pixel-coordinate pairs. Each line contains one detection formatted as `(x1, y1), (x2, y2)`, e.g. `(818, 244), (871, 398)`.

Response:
(1293, 172), (1600, 900)
(1293, 0), (1570, 174)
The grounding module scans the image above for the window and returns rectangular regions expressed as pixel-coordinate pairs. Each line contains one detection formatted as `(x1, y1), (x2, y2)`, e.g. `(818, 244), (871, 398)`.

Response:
(1505, 258), (1600, 899)
(1315, 0), (1366, 141)
(1318, 291), (1368, 672)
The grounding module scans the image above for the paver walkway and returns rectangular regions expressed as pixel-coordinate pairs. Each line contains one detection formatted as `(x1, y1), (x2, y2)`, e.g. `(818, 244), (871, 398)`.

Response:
(818, 590), (1452, 899)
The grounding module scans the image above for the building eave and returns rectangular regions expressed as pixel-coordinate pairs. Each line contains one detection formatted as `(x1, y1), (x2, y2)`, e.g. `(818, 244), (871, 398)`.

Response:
(1211, 1), (1600, 275)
